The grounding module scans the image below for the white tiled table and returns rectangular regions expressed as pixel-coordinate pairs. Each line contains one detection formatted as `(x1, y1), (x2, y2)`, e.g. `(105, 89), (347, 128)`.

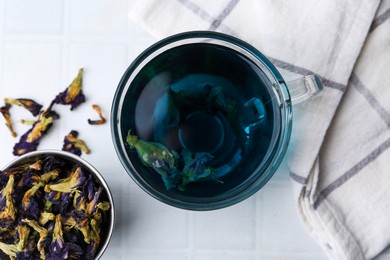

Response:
(0, 1), (328, 259)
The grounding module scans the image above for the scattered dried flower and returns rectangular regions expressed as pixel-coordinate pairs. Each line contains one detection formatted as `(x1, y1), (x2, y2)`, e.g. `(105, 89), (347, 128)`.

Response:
(52, 68), (86, 110)
(13, 107), (59, 156)
(0, 104), (17, 138)
(88, 104), (106, 125)
(62, 130), (90, 156)
(4, 98), (43, 116)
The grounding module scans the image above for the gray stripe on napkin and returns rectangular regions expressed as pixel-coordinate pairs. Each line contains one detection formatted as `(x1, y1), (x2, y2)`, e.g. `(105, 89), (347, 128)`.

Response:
(313, 136), (390, 209)
(370, 8), (390, 32)
(209, 0), (240, 30)
(290, 171), (308, 185)
(268, 57), (347, 92)
(351, 73), (390, 127)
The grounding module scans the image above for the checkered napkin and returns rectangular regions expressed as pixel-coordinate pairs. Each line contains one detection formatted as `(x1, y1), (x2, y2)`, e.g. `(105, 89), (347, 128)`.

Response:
(129, 1), (390, 259)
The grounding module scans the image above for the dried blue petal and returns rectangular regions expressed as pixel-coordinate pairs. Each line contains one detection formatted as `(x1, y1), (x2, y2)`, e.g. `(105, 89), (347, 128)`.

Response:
(13, 108), (59, 156)
(67, 242), (83, 259)
(42, 155), (65, 173)
(82, 175), (95, 201)
(0, 103), (17, 137)
(52, 68), (86, 110)
(126, 130), (180, 189)
(4, 98), (43, 116)
(87, 187), (102, 215)
(62, 130), (90, 155)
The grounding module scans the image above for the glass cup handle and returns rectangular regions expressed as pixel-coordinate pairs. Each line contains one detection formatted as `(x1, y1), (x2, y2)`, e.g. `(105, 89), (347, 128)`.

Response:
(239, 75), (323, 134)
(286, 75), (323, 105)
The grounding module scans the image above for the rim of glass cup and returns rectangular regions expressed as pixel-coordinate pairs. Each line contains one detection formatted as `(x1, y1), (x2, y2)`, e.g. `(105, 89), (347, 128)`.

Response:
(111, 31), (292, 210)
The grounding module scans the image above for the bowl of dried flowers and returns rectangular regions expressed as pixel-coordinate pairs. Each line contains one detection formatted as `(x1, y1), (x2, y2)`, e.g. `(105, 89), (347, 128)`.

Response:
(0, 150), (114, 260)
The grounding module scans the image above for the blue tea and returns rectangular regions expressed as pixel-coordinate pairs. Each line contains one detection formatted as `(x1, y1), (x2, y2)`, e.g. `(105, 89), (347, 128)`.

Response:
(122, 43), (280, 196)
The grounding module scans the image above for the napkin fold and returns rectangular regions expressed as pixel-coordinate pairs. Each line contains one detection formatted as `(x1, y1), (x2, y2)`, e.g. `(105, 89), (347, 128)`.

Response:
(129, 0), (390, 259)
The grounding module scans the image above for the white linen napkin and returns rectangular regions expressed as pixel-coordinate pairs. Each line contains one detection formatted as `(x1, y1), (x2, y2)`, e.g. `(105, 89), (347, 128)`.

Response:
(129, 0), (390, 259)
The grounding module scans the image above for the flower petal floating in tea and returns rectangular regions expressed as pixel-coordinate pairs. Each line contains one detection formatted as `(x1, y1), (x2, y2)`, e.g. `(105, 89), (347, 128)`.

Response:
(0, 104), (17, 138)
(179, 150), (215, 191)
(4, 98), (43, 116)
(126, 130), (180, 189)
(88, 104), (106, 125)
(52, 68), (86, 110)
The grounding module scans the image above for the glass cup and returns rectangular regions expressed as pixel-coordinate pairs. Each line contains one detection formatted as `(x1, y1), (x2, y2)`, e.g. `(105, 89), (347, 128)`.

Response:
(111, 31), (322, 210)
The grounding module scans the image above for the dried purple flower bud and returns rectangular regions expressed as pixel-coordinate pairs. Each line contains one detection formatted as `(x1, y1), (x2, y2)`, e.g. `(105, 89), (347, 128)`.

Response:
(87, 104), (106, 125)
(4, 98), (43, 116)
(52, 68), (86, 110)
(62, 130), (90, 155)
(0, 104), (17, 137)
(13, 108), (59, 156)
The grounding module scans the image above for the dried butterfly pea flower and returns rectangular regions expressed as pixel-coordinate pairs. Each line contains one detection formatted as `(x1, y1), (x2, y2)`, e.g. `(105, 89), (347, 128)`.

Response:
(22, 218), (49, 259)
(52, 68), (86, 110)
(62, 130), (90, 156)
(46, 166), (85, 193)
(13, 108), (59, 156)
(4, 98), (43, 116)
(126, 130), (180, 189)
(0, 104), (17, 138)
(87, 104), (106, 125)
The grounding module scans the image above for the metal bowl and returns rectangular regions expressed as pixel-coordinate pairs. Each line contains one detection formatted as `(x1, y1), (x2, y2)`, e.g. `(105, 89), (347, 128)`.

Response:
(0, 150), (115, 260)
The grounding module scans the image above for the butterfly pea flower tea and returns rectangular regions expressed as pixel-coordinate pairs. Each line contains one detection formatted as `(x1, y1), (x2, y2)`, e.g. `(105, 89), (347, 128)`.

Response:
(112, 31), (323, 210)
